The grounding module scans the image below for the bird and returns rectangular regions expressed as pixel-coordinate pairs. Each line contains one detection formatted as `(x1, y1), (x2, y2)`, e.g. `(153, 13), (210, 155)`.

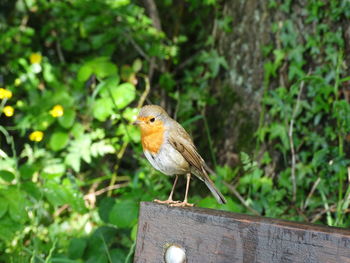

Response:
(133, 104), (226, 207)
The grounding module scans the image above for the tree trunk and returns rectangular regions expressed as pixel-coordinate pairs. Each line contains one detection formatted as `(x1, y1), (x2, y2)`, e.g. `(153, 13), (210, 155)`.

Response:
(211, 0), (350, 165)
(210, 0), (272, 165)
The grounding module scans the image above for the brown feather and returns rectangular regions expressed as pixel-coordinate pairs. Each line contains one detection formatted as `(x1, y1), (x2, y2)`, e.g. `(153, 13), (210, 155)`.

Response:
(168, 121), (227, 204)
(168, 122), (203, 173)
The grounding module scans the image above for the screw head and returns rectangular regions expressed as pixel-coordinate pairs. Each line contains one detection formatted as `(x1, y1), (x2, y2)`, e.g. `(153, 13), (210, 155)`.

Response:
(164, 244), (186, 263)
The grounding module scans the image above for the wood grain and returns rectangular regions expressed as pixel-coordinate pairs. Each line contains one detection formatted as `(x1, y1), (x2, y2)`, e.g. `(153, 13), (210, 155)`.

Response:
(134, 202), (350, 263)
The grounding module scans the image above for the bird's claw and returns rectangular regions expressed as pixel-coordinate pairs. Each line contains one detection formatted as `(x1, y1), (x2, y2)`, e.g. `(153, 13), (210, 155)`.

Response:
(169, 201), (194, 207)
(154, 199), (181, 205)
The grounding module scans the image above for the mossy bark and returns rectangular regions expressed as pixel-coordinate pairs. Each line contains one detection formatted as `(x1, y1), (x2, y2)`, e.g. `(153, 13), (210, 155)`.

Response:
(210, 0), (350, 165)
(209, 0), (273, 165)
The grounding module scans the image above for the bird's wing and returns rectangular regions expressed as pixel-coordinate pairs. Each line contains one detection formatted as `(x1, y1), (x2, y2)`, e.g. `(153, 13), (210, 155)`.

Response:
(168, 121), (227, 204)
(168, 121), (205, 174)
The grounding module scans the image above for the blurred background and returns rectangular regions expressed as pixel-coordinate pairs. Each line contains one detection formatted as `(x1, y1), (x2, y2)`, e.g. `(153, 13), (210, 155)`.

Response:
(1, 0), (350, 262)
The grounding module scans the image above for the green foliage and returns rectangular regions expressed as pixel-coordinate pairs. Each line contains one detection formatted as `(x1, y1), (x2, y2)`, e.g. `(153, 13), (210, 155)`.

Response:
(0, 0), (164, 261)
(0, 0), (226, 261)
(1, 0), (350, 261)
(256, 0), (350, 225)
(109, 200), (138, 228)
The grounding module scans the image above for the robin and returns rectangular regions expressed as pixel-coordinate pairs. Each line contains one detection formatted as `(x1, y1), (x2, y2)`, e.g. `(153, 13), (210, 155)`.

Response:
(133, 105), (226, 207)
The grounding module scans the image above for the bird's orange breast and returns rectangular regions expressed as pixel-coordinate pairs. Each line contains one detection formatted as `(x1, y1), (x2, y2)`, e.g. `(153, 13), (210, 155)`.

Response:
(140, 121), (165, 154)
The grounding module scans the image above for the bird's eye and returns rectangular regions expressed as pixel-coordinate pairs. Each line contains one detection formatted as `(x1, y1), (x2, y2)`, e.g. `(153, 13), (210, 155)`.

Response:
(150, 117), (155, 123)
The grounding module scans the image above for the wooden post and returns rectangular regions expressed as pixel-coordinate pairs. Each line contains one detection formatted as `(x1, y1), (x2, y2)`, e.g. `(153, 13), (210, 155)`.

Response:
(134, 202), (350, 263)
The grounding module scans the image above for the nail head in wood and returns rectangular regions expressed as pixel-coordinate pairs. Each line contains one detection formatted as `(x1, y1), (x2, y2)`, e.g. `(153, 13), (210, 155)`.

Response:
(164, 244), (186, 263)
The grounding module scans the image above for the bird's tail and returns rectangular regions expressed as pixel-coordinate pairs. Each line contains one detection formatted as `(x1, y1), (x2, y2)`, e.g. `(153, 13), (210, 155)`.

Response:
(204, 177), (227, 204)
(193, 166), (227, 204)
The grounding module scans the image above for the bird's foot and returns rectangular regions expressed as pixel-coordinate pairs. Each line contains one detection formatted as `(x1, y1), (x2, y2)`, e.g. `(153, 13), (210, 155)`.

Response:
(169, 201), (194, 207)
(154, 199), (181, 205)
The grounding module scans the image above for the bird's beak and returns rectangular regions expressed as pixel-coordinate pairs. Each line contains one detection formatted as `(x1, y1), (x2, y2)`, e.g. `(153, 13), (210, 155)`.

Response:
(132, 119), (141, 126)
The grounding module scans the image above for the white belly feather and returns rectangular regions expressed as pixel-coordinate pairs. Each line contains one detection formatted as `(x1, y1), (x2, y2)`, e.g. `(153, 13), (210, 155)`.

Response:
(144, 142), (189, 175)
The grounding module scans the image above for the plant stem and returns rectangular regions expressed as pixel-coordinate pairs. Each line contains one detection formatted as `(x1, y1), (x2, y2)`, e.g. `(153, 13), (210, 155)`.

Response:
(44, 239), (57, 263)
(125, 239), (137, 263)
(288, 80), (305, 202)
(203, 114), (217, 168)
(107, 75), (150, 196)
(334, 51), (344, 225)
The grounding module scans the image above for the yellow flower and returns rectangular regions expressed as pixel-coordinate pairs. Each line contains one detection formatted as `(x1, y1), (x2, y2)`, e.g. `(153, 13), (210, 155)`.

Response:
(49, 105), (64, 117)
(3, 106), (14, 117)
(30, 53), (42, 64)
(29, 131), (44, 142)
(0, 88), (12, 99)
(14, 78), (21, 86)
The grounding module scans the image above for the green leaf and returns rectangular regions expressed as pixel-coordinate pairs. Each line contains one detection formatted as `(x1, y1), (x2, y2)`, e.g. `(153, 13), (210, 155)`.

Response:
(131, 224), (138, 241)
(91, 57), (118, 79)
(116, 125), (140, 143)
(86, 254), (108, 263)
(44, 181), (69, 207)
(312, 149), (328, 167)
(77, 64), (93, 82)
(43, 62), (56, 83)
(239, 152), (257, 171)
(68, 238), (87, 259)
(65, 152), (81, 172)
(340, 76), (350, 83)
(109, 200), (138, 228)
(35, 113), (55, 131)
(269, 123), (289, 150)
(110, 248), (127, 263)
(99, 76), (120, 98)
(159, 73), (176, 91)
(53, 90), (75, 107)
(132, 58), (142, 72)
(65, 135), (92, 172)
(44, 180), (86, 213)
(109, 83), (136, 109)
(0, 170), (15, 182)
(98, 197), (115, 223)
(90, 140), (115, 157)
(42, 161), (66, 179)
(4, 188), (28, 223)
(63, 179), (87, 213)
(0, 197), (8, 218)
(58, 108), (76, 129)
(197, 196), (220, 209)
(122, 107), (138, 122)
(71, 123), (85, 138)
(85, 227), (118, 261)
(49, 132), (69, 151)
(0, 216), (22, 242)
(22, 182), (41, 200)
(78, 57), (118, 83)
(92, 98), (114, 121)
(19, 164), (36, 180)
(106, 0), (130, 8)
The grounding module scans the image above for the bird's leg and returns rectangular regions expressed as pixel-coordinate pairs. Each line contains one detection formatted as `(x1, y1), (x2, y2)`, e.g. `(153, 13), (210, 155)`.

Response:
(183, 173), (191, 203)
(170, 173), (194, 207)
(167, 175), (179, 201)
(154, 175), (181, 204)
